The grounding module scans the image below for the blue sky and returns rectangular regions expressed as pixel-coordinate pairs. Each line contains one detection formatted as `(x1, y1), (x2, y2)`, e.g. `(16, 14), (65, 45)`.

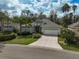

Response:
(0, 0), (79, 17)
(70, 0), (79, 3)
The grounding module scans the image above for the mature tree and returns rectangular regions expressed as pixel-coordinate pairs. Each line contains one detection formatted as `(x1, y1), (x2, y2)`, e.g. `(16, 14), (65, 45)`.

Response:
(72, 5), (77, 23)
(62, 15), (72, 27)
(50, 12), (57, 23)
(38, 12), (43, 19)
(31, 16), (37, 22)
(38, 12), (47, 19)
(22, 10), (31, 17)
(26, 10), (31, 16)
(61, 3), (71, 27)
(4, 11), (11, 26)
(0, 11), (10, 32)
(72, 5), (77, 14)
(13, 16), (32, 32)
(13, 16), (24, 32)
(68, 13), (73, 24)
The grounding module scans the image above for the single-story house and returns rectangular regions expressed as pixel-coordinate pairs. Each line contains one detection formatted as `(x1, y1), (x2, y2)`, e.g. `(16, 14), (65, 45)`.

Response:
(32, 19), (61, 36)
(0, 19), (61, 36)
(68, 21), (79, 36)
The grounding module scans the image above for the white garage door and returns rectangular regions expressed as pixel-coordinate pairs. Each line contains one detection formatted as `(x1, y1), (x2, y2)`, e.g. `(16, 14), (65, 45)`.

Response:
(42, 30), (60, 36)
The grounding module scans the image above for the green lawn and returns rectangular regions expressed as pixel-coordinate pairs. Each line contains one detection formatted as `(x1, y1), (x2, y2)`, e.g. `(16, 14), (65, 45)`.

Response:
(3, 35), (39, 45)
(58, 37), (79, 52)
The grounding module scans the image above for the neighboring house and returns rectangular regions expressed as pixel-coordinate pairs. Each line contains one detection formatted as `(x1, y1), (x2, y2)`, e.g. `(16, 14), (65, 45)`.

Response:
(68, 21), (79, 29)
(0, 21), (14, 32)
(0, 22), (34, 33)
(4, 21), (14, 31)
(21, 25), (34, 33)
(32, 19), (61, 36)
(68, 21), (79, 36)
(3, 25), (14, 31)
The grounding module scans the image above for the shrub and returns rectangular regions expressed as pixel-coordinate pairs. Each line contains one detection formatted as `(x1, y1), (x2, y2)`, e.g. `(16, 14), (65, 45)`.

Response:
(13, 29), (19, 33)
(32, 33), (41, 39)
(60, 28), (76, 45)
(2, 30), (12, 34)
(0, 33), (16, 42)
(17, 32), (32, 36)
(72, 37), (79, 45)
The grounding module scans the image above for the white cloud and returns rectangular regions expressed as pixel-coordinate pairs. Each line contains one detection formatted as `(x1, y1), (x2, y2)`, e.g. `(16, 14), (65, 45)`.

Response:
(0, 0), (79, 17)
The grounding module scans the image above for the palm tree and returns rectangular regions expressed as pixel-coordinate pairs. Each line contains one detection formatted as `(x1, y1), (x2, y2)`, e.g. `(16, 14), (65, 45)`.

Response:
(4, 11), (11, 27)
(38, 12), (43, 19)
(26, 10), (30, 16)
(72, 5), (77, 14)
(13, 16), (32, 33)
(62, 3), (70, 14)
(69, 13), (73, 24)
(50, 12), (57, 22)
(38, 12), (47, 19)
(0, 11), (8, 32)
(72, 5), (77, 23)
(61, 3), (70, 27)
(13, 16), (23, 32)
(22, 10), (32, 17)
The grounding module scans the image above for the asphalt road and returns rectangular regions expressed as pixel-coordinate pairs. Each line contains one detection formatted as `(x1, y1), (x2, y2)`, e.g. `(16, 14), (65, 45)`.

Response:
(0, 44), (79, 59)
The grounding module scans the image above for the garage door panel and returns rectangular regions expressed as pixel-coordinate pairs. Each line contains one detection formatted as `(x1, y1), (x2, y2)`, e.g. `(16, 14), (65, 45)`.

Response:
(42, 30), (60, 36)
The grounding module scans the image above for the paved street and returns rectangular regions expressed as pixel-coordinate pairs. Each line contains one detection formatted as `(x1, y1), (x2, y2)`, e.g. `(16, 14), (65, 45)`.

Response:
(30, 35), (62, 49)
(0, 45), (79, 59)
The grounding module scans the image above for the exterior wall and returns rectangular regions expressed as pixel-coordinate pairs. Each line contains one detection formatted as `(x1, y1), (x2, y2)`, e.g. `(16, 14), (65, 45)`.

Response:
(0, 22), (35, 33)
(3, 26), (14, 31)
(13, 23), (20, 31)
(21, 27), (35, 33)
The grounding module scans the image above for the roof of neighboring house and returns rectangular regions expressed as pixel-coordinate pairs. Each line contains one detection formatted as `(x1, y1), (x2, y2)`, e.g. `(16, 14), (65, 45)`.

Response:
(68, 21), (79, 28)
(32, 19), (60, 29)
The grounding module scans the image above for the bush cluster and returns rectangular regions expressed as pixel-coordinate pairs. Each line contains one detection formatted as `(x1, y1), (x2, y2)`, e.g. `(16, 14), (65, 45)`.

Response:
(2, 30), (12, 34)
(0, 33), (16, 41)
(32, 33), (41, 39)
(17, 32), (32, 36)
(13, 29), (19, 33)
(60, 28), (76, 44)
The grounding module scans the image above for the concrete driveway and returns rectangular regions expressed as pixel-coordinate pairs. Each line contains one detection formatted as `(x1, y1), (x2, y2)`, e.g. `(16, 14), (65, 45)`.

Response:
(0, 45), (79, 59)
(30, 35), (62, 49)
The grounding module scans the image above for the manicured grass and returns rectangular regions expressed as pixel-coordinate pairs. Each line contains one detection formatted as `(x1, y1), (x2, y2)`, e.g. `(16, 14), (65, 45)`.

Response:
(3, 35), (40, 45)
(58, 37), (79, 52)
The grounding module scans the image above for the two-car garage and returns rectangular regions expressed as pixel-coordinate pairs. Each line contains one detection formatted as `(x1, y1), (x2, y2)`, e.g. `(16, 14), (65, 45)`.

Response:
(32, 19), (61, 36)
(41, 19), (61, 36)
(42, 29), (60, 36)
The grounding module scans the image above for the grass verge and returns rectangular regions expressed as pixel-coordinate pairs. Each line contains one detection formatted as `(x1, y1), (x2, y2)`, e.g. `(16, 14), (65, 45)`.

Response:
(2, 35), (40, 45)
(58, 37), (79, 52)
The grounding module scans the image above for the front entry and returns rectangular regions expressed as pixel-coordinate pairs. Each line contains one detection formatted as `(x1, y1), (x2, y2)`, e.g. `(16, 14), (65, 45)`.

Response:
(35, 25), (42, 33)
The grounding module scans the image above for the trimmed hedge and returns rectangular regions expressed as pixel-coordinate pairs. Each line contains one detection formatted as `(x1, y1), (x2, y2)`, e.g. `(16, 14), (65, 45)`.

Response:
(0, 33), (16, 41)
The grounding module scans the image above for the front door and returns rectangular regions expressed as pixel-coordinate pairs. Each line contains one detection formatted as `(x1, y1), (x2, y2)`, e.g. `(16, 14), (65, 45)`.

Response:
(35, 25), (42, 33)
